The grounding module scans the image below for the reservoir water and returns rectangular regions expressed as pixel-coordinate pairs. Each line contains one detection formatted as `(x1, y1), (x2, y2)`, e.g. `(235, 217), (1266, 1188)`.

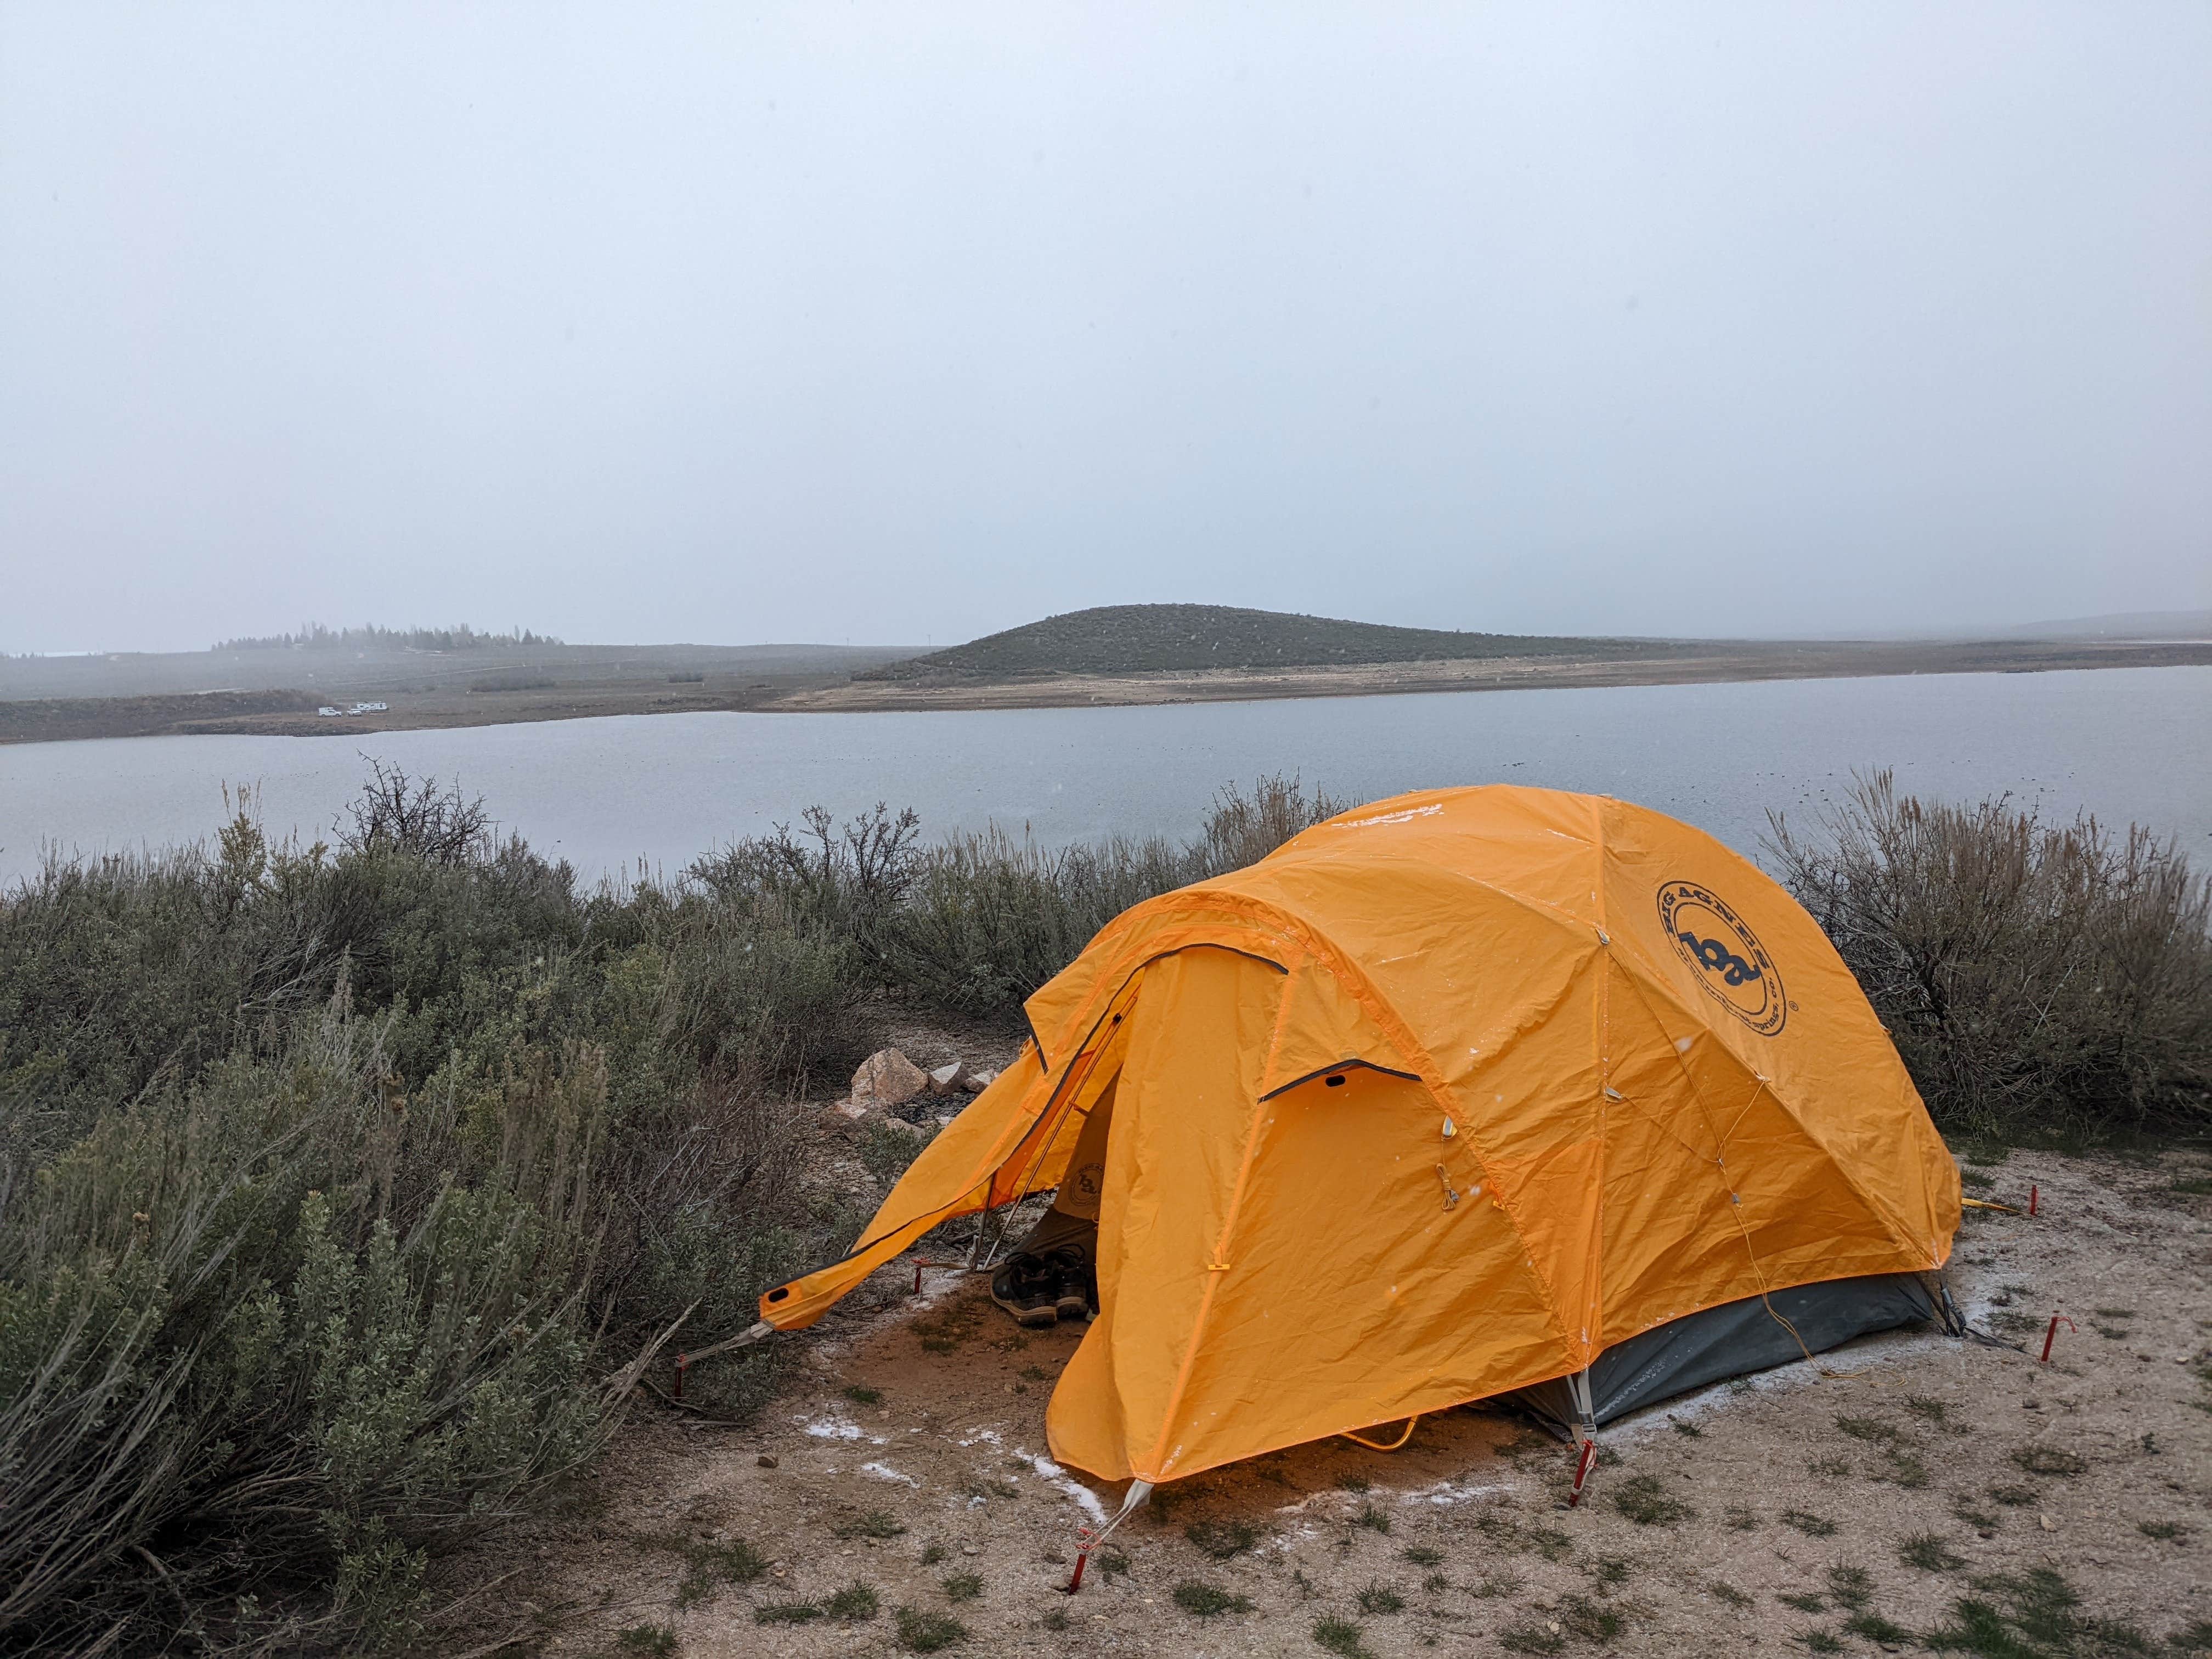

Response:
(4, 666), (2209, 888)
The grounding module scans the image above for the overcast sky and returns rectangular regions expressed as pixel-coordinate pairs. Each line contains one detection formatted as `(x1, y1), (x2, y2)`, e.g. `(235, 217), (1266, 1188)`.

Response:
(3, 3), (2207, 653)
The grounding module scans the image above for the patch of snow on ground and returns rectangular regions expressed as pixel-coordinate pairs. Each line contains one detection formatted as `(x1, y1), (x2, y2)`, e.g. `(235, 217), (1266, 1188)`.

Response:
(860, 1462), (919, 1486)
(1012, 1447), (1108, 1526)
(798, 1415), (866, 1441)
(1410, 1477), (1510, 1507)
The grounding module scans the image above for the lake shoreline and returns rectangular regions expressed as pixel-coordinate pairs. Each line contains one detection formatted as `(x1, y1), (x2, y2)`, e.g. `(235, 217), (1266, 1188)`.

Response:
(4, 635), (2208, 744)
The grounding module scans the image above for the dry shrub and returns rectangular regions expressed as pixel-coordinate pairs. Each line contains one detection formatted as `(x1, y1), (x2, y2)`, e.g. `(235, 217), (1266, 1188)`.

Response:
(0, 770), (1347, 1650)
(881, 775), (1344, 1015)
(1770, 771), (2212, 1138)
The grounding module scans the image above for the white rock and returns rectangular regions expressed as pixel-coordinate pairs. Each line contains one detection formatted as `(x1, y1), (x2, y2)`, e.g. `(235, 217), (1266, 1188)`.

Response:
(961, 1068), (996, 1093)
(850, 1049), (928, 1109)
(928, 1062), (966, 1094)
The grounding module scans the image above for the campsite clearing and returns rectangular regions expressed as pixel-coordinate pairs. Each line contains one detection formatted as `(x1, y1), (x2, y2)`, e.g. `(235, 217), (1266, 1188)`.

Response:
(473, 1139), (2211, 1658)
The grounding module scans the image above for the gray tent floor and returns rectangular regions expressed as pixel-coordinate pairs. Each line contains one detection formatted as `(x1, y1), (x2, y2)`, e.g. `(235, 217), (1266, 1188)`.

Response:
(1506, 1272), (1949, 1439)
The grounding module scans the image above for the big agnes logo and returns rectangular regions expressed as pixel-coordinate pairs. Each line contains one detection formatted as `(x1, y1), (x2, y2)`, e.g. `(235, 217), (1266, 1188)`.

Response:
(1657, 880), (1787, 1036)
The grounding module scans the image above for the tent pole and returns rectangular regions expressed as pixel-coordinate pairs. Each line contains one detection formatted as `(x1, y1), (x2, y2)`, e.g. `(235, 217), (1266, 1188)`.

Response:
(973, 1082), (1091, 1273)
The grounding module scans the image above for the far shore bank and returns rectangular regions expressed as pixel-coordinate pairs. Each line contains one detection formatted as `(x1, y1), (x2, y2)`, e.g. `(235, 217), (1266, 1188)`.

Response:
(4, 636), (2209, 744)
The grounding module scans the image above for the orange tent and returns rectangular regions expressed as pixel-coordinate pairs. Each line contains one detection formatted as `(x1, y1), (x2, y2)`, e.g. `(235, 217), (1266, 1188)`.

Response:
(758, 785), (1961, 1487)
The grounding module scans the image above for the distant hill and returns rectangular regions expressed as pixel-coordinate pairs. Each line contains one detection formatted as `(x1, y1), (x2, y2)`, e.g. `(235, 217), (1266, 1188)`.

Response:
(857, 604), (1688, 681)
(1996, 609), (2212, 642)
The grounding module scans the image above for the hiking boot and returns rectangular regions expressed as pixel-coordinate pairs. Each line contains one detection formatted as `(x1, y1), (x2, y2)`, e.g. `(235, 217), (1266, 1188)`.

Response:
(991, 1252), (1060, 1328)
(1042, 1246), (1093, 1322)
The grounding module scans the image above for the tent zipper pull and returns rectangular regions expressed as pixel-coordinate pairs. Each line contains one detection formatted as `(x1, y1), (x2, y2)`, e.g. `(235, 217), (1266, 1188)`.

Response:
(1436, 1165), (1460, 1210)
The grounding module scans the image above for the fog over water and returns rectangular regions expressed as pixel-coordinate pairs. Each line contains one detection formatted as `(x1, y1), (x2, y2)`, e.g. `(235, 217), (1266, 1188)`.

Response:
(4, 4), (2209, 654)
(6, 669), (2208, 889)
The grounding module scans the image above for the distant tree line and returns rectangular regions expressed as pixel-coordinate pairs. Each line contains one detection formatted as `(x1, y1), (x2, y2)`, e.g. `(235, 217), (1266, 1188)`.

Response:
(216, 623), (564, 651)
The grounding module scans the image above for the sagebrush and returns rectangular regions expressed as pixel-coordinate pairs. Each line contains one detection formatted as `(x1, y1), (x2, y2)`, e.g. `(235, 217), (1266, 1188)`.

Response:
(0, 770), (1335, 1653)
(1770, 771), (2212, 1137)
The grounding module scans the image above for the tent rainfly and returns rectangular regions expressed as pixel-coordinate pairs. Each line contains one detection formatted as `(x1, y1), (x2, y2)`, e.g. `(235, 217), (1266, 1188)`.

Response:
(736, 786), (1962, 1545)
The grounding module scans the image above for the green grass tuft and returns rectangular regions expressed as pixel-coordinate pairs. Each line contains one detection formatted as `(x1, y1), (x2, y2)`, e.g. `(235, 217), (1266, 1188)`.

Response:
(1826, 1565), (1873, 1612)
(825, 1581), (880, 1620)
(1356, 1582), (1405, 1615)
(1498, 1622), (1566, 1656)
(635, 1532), (770, 1610)
(1558, 1593), (1624, 1641)
(940, 1571), (982, 1602)
(754, 1601), (823, 1624)
(1921, 1567), (2151, 1658)
(1173, 1580), (1256, 1617)
(1612, 1474), (1693, 1526)
(1187, 1518), (1262, 1559)
(1900, 1532), (1967, 1572)
(1312, 1614), (1375, 1657)
(1880, 1449), (1932, 1489)
(1781, 1510), (1837, 1538)
(895, 1605), (969, 1652)
(1844, 1611), (1912, 1644)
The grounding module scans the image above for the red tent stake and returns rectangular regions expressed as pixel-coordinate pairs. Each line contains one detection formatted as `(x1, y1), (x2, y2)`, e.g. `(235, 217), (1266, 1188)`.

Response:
(1566, 1438), (1598, 1508)
(674, 1353), (689, 1399)
(2039, 1314), (2073, 1363)
(2028, 1184), (2039, 1217)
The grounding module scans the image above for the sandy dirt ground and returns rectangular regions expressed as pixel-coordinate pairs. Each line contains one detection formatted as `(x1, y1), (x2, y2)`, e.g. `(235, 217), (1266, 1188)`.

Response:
(774, 640), (2212, 716)
(488, 1144), (2212, 1659)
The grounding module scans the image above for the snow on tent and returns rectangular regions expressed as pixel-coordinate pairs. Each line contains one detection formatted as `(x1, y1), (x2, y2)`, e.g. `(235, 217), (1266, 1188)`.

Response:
(738, 785), (1962, 1539)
